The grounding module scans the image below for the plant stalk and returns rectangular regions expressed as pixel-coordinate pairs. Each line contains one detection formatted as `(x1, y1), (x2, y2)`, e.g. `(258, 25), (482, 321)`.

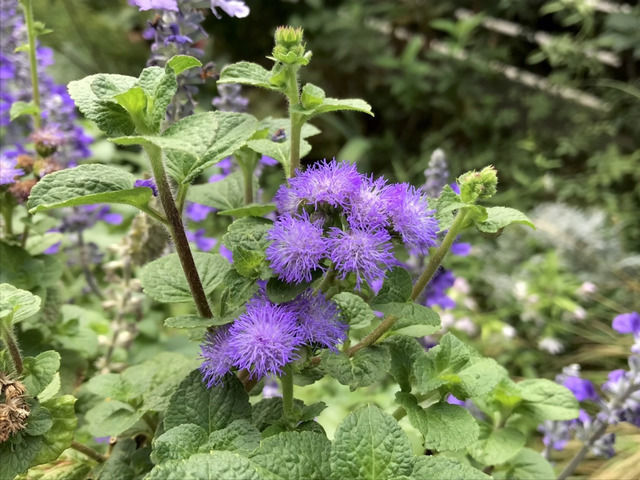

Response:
(280, 363), (294, 420)
(21, 0), (41, 129)
(285, 67), (303, 178)
(145, 145), (213, 319)
(1, 204), (13, 236)
(70, 441), (107, 463)
(1, 324), (24, 374)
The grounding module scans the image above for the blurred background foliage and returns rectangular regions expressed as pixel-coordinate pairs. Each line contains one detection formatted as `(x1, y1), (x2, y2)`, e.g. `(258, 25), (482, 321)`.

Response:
(26, 0), (640, 476)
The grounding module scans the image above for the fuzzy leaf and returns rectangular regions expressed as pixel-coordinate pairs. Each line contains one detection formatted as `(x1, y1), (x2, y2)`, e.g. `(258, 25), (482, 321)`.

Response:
(246, 137), (313, 174)
(151, 424), (208, 463)
(382, 335), (425, 392)
(9, 100), (40, 121)
(218, 61), (281, 91)
(332, 292), (376, 329)
(218, 203), (276, 218)
(321, 347), (390, 391)
(266, 276), (314, 304)
(146, 451), (261, 480)
(22, 350), (61, 397)
(140, 252), (230, 303)
(0, 283), (41, 324)
(222, 217), (273, 279)
(23, 401), (53, 436)
(167, 55), (202, 75)
(469, 424), (526, 465)
(27, 164), (153, 214)
(475, 207), (535, 233)
(249, 431), (331, 480)
(504, 447), (556, 480)
(376, 302), (440, 337)
(187, 171), (245, 211)
(411, 456), (491, 480)
(373, 267), (412, 304)
(396, 394), (479, 452)
(300, 83), (326, 108)
(0, 435), (43, 480)
(32, 395), (77, 465)
(515, 379), (579, 421)
(164, 370), (251, 434)
(202, 419), (261, 454)
(330, 405), (413, 480)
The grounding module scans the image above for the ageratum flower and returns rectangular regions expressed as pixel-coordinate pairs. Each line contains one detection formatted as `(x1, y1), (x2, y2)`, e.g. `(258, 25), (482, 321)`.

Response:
(327, 226), (395, 290)
(290, 159), (363, 208)
(0, 154), (23, 185)
(266, 213), (327, 283)
(199, 325), (233, 387)
(288, 291), (347, 351)
(384, 183), (438, 254)
(346, 175), (390, 229)
(226, 300), (302, 379)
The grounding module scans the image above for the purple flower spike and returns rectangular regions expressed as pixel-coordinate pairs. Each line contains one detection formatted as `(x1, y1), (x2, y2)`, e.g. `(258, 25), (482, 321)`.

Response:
(210, 0), (250, 18)
(227, 301), (302, 379)
(134, 178), (158, 196)
(291, 159), (363, 209)
(384, 183), (438, 254)
(327, 226), (396, 290)
(266, 213), (327, 284)
(200, 326), (233, 387)
(612, 312), (640, 335)
(288, 291), (347, 351)
(131, 0), (178, 11)
(563, 376), (599, 402)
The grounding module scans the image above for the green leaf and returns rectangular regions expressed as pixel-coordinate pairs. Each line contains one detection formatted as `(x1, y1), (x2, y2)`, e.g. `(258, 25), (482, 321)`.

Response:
(514, 379), (579, 421)
(9, 100), (40, 121)
(27, 164), (153, 214)
(33, 395), (78, 465)
(218, 203), (276, 217)
(38, 372), (61, 403)
(504, 447), (556, 480)
(24, 232), (65, 256)
(147, 451), (261, 480)
(376, 302), (440, 337)
(22, 350), (61, 397)
(187, 171), (246, 211)
(332, 292), (376, 329)
(301, 83), (326, 109)
(164, 315), (225, 329)
(67, 73), (137, 136)
(330, 405), (413, 480)
(114, 86), (148, 131)
(475, 207), (535, 233)
(95, 438), (137, 480)
(411, 456), (491, 480)
(0, 283), (41, 324)
(0, 242), (45, 289)
(469, 424), (526, 465)
(373, 267), (412, 304)
(296, 96), (374, 118)
(321, 347), (390, 391)
(250, 431), (331, 480)
(140, 252), (230, 303)
(251, 397), (302, 431)
(246, 137), (313, 174)
(24, 401), (53, 436)
(164, 370), (251, 434)
(151, 424), (208, 463)
(0, 435), (43, 480)
(85, 400), (140, 437)
(203, 419), (261, 454)
(429, 185), (468, 231)
(222, 217), (273, 279)
(167, 55), (203, 75)
(266, 276), (313, 304)
(382, 335), (425, 392)
(218, 61), (281, 91)
(395, 394), (479, 452)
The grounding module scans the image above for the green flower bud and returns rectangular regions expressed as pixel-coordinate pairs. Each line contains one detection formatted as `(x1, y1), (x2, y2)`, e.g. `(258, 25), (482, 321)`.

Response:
(272, 26), (311, 65)
(274, 26), (304, 48)
(457, 165), (498, 203)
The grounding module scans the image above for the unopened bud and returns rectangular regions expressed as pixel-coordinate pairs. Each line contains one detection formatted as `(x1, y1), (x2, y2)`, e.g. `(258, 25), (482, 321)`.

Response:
(272, 26), (311, 65)
(457, 165), (498, 203)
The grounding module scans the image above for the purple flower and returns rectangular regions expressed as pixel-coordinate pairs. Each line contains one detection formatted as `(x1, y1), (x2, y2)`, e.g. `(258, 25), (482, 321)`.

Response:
(327, 226), (395, 290)
(130, 0), (178, 11)
(134, 178), (158, 196)
(227, 300), (302, 379)
(563, 376), (599, 402)
(212, 84), (249, 112)
(219, 244), (233, 263)
(423, 148), (449, 198)
(446, 394), (466, 406)
(290, 159), (363, 209)
(346, 175), (390, 228)
(186, 229), (217, 251)
(450, 183), (461, 195)
(266, 213), (327, 283)
(186, 202), (215, 222)
(273, 183), (303, 214)
(602, 369), (627, 395)
(260, 155), (278, 167)
(0, 154), (23, 185)
(450, 241), (471, 256)
(200, 326), (234, 387)
(612, 312), (640, 335)
(384, 183), (438, 254)
(424, 268), (456, 310)
(288, 291), (347, 351)
(210, 0), (250, 18)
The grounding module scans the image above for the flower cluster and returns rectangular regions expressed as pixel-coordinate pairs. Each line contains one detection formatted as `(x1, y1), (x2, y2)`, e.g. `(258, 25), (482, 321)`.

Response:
(538, 312), (640, 459)
(199, 290), (346, 386)
(267, 160), (439, 290)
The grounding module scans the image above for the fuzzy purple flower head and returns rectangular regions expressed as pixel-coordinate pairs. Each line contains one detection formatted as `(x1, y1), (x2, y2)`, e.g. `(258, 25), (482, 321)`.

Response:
(200, 326), (233, 387)
(290, 159), (363, 209)
(288, 291), (347, 351)
(266, 213), (327, 284)
(347, 175), (390, 228)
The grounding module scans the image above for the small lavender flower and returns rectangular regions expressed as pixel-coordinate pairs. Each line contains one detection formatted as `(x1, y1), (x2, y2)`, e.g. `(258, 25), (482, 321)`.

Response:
(266, 213), (327, 283)
(200, 325), (233, 387)
(423, 267), (456, 309)
(538, 419), (572, 451)
(563, 376), (599, 402)
(612, 312), (640, 335)
(288, 291), (347, 351)
(186, 228), (217, 251)
(423, 148), (448, 198)
(227, 300), (302, 379)
(384, 183), (438, 254)
(134, 178), (158, 196)
(212, 84), (249, 112)
(210, 0), (250, 18)
(131, 0), (178, 11)
(327, 226), (395, 290)
(57, 205), (122, 233)
(185, 202), (215, 222)
(0, 154), (23, 185)
(290, 159), (363, 209)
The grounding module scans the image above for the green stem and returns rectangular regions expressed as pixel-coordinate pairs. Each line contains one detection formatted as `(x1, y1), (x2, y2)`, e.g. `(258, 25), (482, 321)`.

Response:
(176, 184), (188, 215)
(410, 208), (469, 301)
(22, 0), (41, 129)
(139, 205), (168, 225)
(2, 204), (13, 236)
(1, 324), (24, 374)
(241, 164), (254, 205)
(348, 208), (470, 357)
(145, 145), (213, 319)
(280, 364), (294, 420)
(70, 441), (107, 463)
(315, 265), (335, 293)
(288, 114), (303, 178)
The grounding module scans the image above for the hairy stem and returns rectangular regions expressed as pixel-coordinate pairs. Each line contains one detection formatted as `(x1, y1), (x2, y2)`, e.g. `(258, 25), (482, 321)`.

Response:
(242, 165), (253, 205)
(139, 205), (168, 225)
(145, 145), (213, 319)
(347, 315), (398, 357)
(21, 0), (41, 129)
(1, 204), (13, 236)
(1, 324), (24, 374)
(71, 441), (107, 463)
(176, 184), (188, 215)
(288, 114), (303, 178)
(280, 363), (294, 420)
